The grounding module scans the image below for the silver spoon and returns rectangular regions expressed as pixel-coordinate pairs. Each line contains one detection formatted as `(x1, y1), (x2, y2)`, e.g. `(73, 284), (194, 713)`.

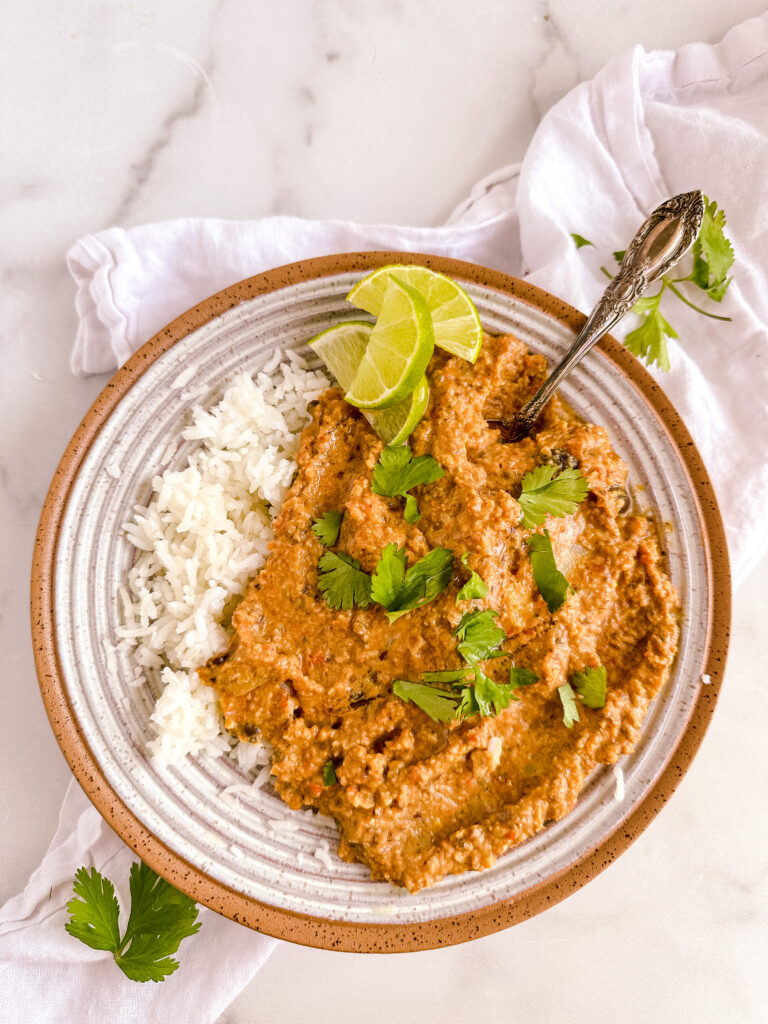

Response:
(491, 190), (705, 442)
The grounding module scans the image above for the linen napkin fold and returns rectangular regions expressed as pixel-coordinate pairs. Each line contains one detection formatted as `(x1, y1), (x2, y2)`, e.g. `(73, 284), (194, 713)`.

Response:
(4, 13), (768, 1024)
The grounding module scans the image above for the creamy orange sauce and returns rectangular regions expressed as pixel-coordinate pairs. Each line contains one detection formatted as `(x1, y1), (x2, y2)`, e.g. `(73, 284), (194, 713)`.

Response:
(199, 334), (679, 890)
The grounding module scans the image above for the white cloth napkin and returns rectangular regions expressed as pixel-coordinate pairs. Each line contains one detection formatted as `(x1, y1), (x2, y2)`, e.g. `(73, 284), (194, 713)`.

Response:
(4, 13), (768, 1024)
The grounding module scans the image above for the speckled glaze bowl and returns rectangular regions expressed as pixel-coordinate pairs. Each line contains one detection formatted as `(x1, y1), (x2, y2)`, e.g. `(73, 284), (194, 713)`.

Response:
(31, 253), (730, 952)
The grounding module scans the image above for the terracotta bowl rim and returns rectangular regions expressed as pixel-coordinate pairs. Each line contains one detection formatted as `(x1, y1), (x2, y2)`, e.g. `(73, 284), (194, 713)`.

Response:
(30, 251), (731, 952)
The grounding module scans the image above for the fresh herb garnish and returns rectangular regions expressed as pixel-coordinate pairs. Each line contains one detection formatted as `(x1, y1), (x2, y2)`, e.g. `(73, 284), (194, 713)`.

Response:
(518, 465), (588, 529)
(317, 551), (372, 610)
(370, 543), (454, 622)
(572, 196), (734, 370)
(558, 683), (580, 728)
(527, 529), (572, 613)
(624, 295), (678, 371)
(65, 862), (201, 983)
(571, 665), (607, 708)
(371, 444), (445, 523)
(392, 679), (464, 723)
(393, 605), (540, 724)
(322, 760), (337, 786)
(508, 665), (539, 700)
(311, 511), (342, 547)
(457, 553), (489, 602)
(454, 608), (507, 664)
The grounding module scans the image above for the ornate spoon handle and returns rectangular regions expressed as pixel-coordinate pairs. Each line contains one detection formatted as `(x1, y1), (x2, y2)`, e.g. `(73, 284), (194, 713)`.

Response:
(494, 190), (705, 442)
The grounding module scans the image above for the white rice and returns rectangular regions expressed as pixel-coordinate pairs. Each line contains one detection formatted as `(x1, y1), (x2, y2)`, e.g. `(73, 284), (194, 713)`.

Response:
(116, 357), (327, 766)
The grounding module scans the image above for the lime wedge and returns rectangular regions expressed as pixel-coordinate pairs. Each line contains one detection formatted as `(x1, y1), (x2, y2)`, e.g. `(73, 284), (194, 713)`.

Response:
(309, 321), (371, 387)
(344, 276), (434, 410)
(347, 264), (482, 363)
(308, 321), (429, 444)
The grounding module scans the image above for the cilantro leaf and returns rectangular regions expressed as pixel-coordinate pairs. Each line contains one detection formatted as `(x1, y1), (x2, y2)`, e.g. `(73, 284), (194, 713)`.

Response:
(422, 669), (472, 683)
(471, 668), (518, 716)
(65, 862), (200, 984)
(518, 465), (588, 529)
(690, 197), (734, 299)
(571, 665), (607, 709)
(65, 867), (121, 952)
(322, 760), (337, 785)
(571, 233), (593, 249)
(317, 551), (372, 610)
(311, 511), (342, 547)
(457, 553), (489, 602)
(613, 249), (626, 264)
(392, 679), (462, 723)
(453, 609), (507, 664)
(624, 294), (676, 372)
(371, 545), (454, 622)
(509, 665), (538, 700)
(370, 543), (407, 607)
(371, 445), (445, 521)
(527, 529), (571, 613)
(558, 682), (580, 728)
(404, 494), (421, 524)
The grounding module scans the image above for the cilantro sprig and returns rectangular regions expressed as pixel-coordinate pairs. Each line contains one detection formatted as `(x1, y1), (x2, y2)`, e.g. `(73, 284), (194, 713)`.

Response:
(65, 862), (201, 983)
(370, 543), (454, 622)
(371, 444), (445, 523)
(518, 465), (588, 530)
(393, 609), (539, 723)
(573, 195), (734, 370)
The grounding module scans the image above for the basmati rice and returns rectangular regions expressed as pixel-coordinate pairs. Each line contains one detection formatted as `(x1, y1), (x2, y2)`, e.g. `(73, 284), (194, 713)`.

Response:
(116, 357), (328, 766)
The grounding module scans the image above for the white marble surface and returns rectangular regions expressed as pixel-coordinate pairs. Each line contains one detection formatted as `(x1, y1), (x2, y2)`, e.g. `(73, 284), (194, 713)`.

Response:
(2, 2), (767, 1022)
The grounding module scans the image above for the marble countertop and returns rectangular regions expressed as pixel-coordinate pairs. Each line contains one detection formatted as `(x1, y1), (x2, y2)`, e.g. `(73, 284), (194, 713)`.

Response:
(2, 2), (767, 1022)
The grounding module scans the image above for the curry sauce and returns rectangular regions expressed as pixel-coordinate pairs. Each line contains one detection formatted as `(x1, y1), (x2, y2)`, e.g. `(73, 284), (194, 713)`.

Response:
(199, 333), (679, 891)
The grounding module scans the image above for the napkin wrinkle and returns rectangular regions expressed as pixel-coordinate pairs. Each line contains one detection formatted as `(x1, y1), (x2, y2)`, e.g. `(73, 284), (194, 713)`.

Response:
(5, 14), (768, 1024)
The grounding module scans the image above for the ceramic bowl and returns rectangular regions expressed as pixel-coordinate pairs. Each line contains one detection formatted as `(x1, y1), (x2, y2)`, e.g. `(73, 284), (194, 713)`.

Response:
(31, 253), (730, 952)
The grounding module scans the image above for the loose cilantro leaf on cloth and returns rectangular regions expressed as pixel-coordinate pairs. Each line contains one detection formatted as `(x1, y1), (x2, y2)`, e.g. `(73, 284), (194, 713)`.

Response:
(371, 444), (445, 522)
(518, 465), (589, 529)
(311, 511), (342, 547)
(571, 665), (607, 708)
(371, 544), (454, 622)
(527, 530), (572, 613)
(453, 609), (507, 664)
(392, 679), (463, 723)
(571, 233), (593, 249)
(690, 197), (735, 300)
(322, 760), (337, 785)
(65, 863), (201, 983)
(317, 551), (372, 610)
(558, 683), (580, 728)
(623, 293), (677, 372)
(457, 553), (489, 602)
(65, 867), (121, 953)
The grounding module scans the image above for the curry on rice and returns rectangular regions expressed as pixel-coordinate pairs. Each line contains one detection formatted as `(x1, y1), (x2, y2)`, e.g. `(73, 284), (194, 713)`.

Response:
(199, 332), (679, 892)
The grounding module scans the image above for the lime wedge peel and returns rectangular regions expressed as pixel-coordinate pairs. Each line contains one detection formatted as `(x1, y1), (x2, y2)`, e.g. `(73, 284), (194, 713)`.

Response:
(308, 321), (430, 445)
(347, 264), (483, 363)
(344, 276), (435, 410)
